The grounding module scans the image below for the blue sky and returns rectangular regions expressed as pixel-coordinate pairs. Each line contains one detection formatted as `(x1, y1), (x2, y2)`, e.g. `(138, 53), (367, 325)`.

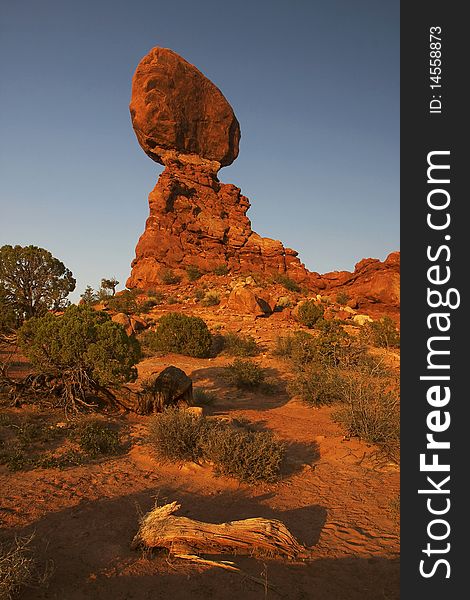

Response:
(0, 0), (399, 301)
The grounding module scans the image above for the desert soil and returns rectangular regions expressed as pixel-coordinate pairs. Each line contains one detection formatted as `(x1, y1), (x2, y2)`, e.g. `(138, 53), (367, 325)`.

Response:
(0, 310), (399, 599)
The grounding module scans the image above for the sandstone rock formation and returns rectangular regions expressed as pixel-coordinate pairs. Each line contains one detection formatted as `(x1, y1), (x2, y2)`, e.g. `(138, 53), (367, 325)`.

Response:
(130, 47), (240, 168)
(127, 47), (400, 319)
(127, 47), (312, 289)
(316, 252), (400, 319)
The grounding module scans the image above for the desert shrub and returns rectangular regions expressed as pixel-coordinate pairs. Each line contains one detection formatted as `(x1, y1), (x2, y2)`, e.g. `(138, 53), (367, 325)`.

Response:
(273, 331), (317, 365)
(144, 312), (212, 358)
(160, 269), (181, 285)
(201, 291), (220, 306)
(223, 332), (260, 357)
(297, 300), (324, 328)
(149, 291), (165, 304)
(223, 359), (265, 389)
(17, 305), (141, 409)
(273, 274), (300, 292)
(148, 408), (208, 462)
(73, 419), (122, 456)
(186, 265), (203, 281)
(0, 536), (35, 600)
(288, 365), (345, 406)
(203, 424), (285, 483)
(148, 409), (284, 482)
(360, 317), (400, 349)
(166, 296), (179, 305)
(332, 376), (400, 461)
(193, 388), (216, 406)
(336, 292), (350, 305)
(213, 264), (229, 276)
(193, 288), (205, 302)
(106, 289), (138, 315)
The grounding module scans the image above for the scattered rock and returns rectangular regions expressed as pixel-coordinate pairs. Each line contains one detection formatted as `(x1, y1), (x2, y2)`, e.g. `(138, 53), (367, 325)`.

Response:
(226, 286), (272, 317)
(353, 314), (374, 326)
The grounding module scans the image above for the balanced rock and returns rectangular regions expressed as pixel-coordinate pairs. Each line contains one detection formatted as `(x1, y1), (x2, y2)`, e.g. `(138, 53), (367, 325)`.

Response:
(127, 47), (313, 288)
(130, 47), (240, 168)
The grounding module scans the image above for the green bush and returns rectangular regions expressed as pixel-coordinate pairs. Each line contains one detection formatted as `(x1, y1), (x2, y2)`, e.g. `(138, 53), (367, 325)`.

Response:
(223, 359), (265, 389)
(297, 300), (324, 328)
(273, 274), (300, 292)
(186, 265), (203, 281)
(17, 305), (141, 409)
(148, 409), (284, 482)
(223, 332), (260, 357)
(213, 264), (229, 276)
(360, 317), (400, 349)
(144, 312), (212, 358)
(106, 289), (139, 315)
(73, 420), (122, 457)
(160, 269), (181, 285)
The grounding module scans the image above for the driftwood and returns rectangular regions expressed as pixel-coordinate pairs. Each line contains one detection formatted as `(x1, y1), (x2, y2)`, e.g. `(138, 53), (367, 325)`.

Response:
(131, 502), (309, 559)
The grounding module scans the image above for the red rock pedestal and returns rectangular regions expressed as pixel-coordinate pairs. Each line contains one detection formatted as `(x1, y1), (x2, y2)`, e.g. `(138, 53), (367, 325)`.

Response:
(126, 159), (311, 289)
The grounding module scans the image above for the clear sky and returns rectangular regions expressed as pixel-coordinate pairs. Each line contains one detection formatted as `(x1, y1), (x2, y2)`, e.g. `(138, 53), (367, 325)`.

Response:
(0, 0), (399, 301)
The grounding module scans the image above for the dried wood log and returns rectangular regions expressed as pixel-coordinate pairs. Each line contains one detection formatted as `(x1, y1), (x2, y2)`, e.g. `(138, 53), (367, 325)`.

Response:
(132, 502), (309, 559)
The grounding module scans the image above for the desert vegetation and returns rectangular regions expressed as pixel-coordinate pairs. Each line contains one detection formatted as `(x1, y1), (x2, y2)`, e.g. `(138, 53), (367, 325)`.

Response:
(148, 408), (284, 482)
(0, 241), (400, 599)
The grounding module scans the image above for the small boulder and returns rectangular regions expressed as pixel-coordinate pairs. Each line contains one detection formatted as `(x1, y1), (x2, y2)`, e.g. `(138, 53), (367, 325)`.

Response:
(227, 286), (272, 316)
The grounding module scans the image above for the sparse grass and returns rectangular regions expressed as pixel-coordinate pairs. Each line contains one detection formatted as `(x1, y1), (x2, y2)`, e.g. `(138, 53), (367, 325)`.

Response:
(223, 359), (266, 389)
(223, 332), (260, 357)
(332, 375), (400, 462)
(200, 291), (220, 306)
(213, 264), (229, 276)
(143, 313), (212, 358)
(193, 388), (216, 406)
(360, 317), (400, 349)
(148, 408), (285, 482)
(0, 536), (35, 600)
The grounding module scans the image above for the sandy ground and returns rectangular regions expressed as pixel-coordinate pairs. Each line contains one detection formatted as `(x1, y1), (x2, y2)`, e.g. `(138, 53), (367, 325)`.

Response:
(0, 313), (399, 599)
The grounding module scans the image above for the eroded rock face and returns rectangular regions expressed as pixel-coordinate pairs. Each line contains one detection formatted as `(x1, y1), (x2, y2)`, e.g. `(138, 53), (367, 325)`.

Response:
(127, 47), (399, 319)
(127, 157), (312, 288)
(130, 47), (240, 168)
(318, 252), (400, 319)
